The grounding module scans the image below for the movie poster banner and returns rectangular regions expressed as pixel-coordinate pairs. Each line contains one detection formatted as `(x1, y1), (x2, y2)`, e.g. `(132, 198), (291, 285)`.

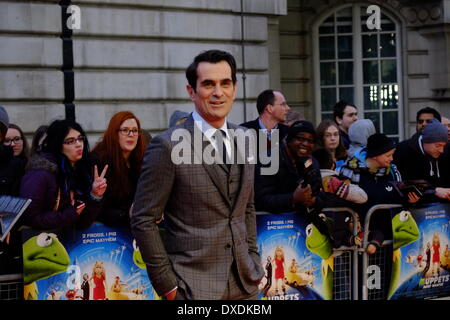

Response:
(389, 203), (450, 300)
(256, 212), (338, 300)
(22, 222), (155, 300)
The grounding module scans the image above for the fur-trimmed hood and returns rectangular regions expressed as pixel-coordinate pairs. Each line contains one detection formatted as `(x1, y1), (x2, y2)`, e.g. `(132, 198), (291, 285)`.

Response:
(26, 153), (58, 174)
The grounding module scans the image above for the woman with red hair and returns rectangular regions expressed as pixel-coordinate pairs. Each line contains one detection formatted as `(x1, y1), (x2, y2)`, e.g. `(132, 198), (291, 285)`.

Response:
(91, 111), (147, 228)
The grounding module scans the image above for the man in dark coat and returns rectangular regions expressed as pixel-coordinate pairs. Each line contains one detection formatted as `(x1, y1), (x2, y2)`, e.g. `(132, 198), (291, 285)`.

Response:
(333, 101), (358, 150)
(393, 118), (450, 201)
(394, 107), (441, 177)
(240, 89), (290, 167)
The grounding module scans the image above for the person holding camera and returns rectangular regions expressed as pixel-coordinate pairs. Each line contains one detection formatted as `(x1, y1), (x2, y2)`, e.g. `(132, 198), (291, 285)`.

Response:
(254, 120), (322, 214)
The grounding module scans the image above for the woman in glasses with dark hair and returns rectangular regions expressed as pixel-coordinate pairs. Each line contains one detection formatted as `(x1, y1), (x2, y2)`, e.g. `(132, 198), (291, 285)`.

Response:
(1, 123), (28, 196)
(91, 111), (146, 228)
(4, 124), (30, 163)
(20, 119), (108, 230)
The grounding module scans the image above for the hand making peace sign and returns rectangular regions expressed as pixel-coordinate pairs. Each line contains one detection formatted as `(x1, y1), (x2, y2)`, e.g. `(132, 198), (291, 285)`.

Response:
(92, 164), (108, 198)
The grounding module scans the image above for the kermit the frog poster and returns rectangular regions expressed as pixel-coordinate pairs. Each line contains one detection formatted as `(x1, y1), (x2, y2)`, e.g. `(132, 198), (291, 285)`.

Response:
(22, 222), (155, 300)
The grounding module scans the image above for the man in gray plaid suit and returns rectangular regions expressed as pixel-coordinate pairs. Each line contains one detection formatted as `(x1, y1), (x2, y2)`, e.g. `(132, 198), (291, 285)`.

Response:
(131, 50), (264, 300)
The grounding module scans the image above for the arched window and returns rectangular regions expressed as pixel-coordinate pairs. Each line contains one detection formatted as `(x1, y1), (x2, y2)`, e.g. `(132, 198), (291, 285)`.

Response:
(314, 4), (403, 140)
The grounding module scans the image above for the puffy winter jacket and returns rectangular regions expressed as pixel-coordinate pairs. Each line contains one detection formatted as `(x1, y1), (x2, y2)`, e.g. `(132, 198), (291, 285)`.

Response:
(20, 153), (102, 230)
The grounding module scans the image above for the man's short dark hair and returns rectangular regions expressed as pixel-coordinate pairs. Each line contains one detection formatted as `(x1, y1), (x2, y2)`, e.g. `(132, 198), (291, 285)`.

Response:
(256, 89), (276, 114)
(416, 107), (441, 122)
(185, 49), (237, 91)
(333, 100), (357, 123)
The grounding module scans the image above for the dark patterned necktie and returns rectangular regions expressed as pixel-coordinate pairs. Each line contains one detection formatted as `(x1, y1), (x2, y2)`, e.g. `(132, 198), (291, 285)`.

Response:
(215, 129), (228, 166)
(266, 130), (272, 156)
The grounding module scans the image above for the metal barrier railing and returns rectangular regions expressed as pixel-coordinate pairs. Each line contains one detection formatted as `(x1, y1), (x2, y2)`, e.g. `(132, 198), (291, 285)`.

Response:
(0, 273), (23, 300)
(361, 204), (403, 300)
(8, 204), (447, 300)
(256, 207), (360, 300)
(321, 207), (360, 300)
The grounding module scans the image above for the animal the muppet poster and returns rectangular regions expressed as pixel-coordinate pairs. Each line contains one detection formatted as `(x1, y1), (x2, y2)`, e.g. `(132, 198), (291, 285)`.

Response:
(22, 222), (155, 300)
(388, 203), (450, 300)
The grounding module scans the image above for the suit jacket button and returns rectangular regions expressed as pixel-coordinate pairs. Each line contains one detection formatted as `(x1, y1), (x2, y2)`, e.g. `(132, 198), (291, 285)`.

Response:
(225, 243), (231, 249)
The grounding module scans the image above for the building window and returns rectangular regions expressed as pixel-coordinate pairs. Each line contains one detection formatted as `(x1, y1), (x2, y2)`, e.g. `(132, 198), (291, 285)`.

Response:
(315, 5), (402, 140)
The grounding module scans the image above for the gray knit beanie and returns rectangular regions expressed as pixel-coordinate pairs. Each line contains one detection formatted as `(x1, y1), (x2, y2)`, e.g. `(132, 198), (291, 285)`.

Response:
(422, 118), (448, 143)
(169, 110), (190, 128)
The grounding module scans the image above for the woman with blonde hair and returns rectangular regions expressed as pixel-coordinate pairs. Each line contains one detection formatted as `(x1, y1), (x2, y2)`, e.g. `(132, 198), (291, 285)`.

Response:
(274, 246), (286, 295)
(91, 261), (107, 300)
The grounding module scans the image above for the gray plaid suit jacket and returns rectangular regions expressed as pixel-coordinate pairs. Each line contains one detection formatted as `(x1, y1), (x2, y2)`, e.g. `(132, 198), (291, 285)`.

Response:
(131, 115), (264, 300)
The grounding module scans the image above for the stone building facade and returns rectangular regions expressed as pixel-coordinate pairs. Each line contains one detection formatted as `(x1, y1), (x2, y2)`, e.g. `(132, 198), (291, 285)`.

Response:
(0, 0), (286, 142)
(280, 0), (450, 140)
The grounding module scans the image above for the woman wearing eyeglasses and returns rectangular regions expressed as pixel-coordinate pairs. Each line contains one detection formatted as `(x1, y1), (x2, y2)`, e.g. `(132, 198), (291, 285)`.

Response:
(4, 124), (30, 163)
(91, 111), (146, 228)
(315, 120), (347, 171)
(20, 119), (107, 230)
(0, 124), (28, 196)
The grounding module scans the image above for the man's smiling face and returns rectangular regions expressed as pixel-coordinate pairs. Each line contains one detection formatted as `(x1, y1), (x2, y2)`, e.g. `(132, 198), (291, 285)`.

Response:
(288, 132), (315, 158)
(187, 60), (237, 128)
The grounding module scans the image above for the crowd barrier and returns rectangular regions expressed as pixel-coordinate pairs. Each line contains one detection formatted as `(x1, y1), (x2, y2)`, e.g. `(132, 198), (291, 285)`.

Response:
(322, 207), (360, 300)
(362, 202), (450, 300)
(256, 207), (360, 300)
(0, 273), (23, 300)
(361, 204), (402, 300)
(1, 202), (449, 300)
(257, 202), (450, 300)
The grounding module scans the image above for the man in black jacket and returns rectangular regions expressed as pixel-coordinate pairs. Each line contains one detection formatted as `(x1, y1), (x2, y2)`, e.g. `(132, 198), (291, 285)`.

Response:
(240, 89), (290, 165)
(393, 118), (450, 201)
(394, 107), (441, 171)
(333, 101), (358, 149)
(414, 107), (441, 135)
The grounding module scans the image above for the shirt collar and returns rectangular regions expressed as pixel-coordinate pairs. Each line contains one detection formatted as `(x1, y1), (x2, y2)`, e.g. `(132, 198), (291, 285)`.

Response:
(192, 110), (230, 141)
(258, 118), (278, 132)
